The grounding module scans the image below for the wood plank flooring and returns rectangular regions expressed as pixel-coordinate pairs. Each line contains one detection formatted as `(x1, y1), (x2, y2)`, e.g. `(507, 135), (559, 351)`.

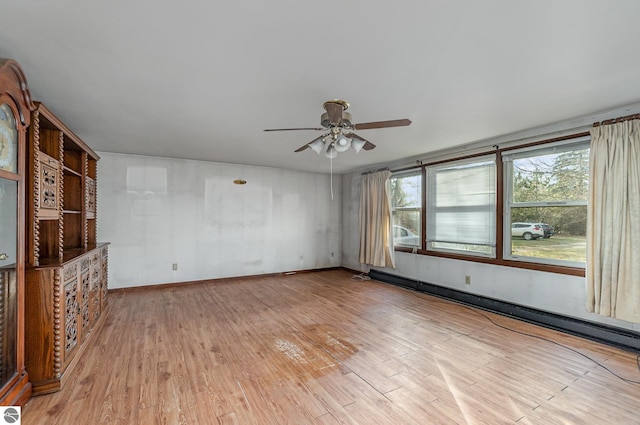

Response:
(22, 270), (640, 424)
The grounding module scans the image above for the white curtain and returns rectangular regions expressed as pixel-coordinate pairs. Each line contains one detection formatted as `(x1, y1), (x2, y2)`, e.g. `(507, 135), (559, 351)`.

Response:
(586, 119), (640, 322)
(359, 170), (395, 268)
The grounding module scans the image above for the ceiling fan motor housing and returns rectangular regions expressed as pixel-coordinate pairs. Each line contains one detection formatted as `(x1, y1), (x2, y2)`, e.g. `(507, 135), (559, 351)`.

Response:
(321, 111), (352, 128)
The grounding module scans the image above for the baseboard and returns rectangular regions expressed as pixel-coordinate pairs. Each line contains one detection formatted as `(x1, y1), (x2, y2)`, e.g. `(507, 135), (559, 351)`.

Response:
(368, 269), (640, 354)
(108, 267), (347, 293)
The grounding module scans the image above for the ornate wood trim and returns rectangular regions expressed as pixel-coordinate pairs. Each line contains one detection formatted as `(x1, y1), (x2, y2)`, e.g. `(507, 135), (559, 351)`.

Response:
(81, 270), (90, 330)
(94, 164), (98, 230)
(31, 111), (41, 265)
(0, 59), (35, 125)
(101, 247), (109, 307)
(0, 271), (5, 380)
(52, 268), (62, 378)
(58, 132), (64, 258)
(83, 154), (90, 245)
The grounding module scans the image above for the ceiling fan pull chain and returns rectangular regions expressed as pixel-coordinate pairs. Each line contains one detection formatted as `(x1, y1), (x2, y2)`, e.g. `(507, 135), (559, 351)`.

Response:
(330, 156), (334, 200)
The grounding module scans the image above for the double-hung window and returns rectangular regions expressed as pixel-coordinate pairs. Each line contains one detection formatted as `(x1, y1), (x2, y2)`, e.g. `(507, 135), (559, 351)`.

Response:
(426, 155), (496, 257)
(390, 170), (422, 249)
(503, 137), (590, 266)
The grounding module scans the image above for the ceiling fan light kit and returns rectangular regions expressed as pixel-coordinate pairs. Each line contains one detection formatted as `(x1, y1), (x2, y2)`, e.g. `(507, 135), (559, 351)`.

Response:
(264, 99), (411, 159)
(309, 138), (325, 154)
(325, 145), (338, 159)
(334, 134), (351, 152)
(351, 137), (366, 153)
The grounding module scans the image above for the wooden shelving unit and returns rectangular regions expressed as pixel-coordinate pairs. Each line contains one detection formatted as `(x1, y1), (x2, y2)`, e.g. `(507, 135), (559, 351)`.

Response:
(24, 102), (109, 395)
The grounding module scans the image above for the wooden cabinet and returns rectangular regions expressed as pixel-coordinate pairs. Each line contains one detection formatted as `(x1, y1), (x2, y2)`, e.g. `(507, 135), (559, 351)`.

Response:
(24, 102), (109, 395)
(0, 58), (34, 406)
(25, 246), (108, 394)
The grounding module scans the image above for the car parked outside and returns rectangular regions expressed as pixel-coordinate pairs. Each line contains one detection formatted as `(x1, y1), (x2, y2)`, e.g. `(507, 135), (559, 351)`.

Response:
(393, 225), (420, 246)
(511, 222), (545, 240)
(535, 223), (555, 238)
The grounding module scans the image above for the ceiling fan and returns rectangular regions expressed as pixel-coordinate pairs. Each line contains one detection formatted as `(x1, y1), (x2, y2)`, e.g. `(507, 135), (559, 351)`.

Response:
(264, 100), (411, 158)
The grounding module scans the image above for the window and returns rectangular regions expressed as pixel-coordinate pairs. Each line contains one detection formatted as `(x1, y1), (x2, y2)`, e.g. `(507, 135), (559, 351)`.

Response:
(390, 170), (422, 248)
(503, 137), (590, 266)
(426, 155), (496, 257)
(384, 134), (589, 274)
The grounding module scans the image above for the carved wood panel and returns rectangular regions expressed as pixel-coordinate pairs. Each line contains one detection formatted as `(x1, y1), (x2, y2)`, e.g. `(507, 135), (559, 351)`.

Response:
(86, 177), (96, 219)
(91, 292), (100, 322)
(38, 152), (60, 220)
(81, 270), (90, 331)
(64, 279), (78, 355)
(101, 247), (108, 307)
(90, 252), (100, 291)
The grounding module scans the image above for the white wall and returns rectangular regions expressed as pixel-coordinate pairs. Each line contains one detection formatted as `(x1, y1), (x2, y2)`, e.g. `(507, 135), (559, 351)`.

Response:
(341, 172), (640, 333)
(97, 152), (341, 289)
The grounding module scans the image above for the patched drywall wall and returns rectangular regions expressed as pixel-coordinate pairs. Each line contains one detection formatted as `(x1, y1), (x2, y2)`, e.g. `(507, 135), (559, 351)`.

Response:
(98, 152), (341, 288)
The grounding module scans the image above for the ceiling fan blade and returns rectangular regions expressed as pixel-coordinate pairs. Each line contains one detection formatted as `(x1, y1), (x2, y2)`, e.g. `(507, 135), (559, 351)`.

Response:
(324, 102), (345, 126)
(264, 127), (325, 132)
(346, 133), (376, 150)
(353, 118), (411, 130)
(294, 135), (325, 152)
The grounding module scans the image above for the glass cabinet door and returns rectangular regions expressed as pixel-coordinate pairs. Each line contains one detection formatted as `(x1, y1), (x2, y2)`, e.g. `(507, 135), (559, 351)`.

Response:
(0, 104), (18, 173)
(0, 102), (19, 386)
(0, 178), (18, 386)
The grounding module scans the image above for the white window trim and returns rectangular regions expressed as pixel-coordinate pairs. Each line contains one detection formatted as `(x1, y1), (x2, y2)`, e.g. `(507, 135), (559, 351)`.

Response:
(503, 138), (590, 267)
(426, 154), (497, 258)
(390, 169), (422, 249)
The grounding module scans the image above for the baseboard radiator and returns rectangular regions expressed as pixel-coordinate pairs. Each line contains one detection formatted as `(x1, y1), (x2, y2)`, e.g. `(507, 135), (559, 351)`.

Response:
(368, 269), (640, 354)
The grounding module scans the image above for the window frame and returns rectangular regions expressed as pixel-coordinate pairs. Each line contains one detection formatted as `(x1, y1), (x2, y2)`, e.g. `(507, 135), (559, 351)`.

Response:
(386, 133), (590, 277)
(389, 168), (423, 250)
(425, 154), (497, 258)
(502, 137), (590, 268)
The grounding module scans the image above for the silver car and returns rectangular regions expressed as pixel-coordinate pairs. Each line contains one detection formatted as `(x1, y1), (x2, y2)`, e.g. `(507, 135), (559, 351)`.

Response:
(393, 225), (420, 246)
(511, 222), (544, 240)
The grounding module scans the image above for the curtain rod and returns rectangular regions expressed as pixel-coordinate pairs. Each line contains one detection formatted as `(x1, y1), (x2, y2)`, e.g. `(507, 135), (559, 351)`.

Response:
(361, 167), (390, 175)
(594, 113), (640, 127)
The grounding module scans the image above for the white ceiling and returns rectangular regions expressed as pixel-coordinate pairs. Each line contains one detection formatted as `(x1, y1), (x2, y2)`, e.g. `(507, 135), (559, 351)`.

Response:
(2, 1), (640, 174)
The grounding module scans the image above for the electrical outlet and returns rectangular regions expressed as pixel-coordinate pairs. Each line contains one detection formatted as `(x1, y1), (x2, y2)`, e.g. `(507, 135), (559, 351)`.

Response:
(172, 263), (178, 271)
(465, 275), (471, 285)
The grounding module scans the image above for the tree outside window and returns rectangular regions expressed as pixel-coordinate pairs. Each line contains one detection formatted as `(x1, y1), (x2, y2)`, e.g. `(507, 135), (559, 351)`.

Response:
(504, 138), (590, 265)
(390, 171), (421, 248)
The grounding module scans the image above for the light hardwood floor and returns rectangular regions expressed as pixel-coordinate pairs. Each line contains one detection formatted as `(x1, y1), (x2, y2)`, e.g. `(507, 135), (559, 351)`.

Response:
(22, 269), (640, 424)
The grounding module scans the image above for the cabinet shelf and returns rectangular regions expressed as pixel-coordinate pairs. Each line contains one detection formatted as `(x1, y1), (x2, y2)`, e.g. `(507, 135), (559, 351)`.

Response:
(34, 243), (107, 267)
(62, 166), (82, 177)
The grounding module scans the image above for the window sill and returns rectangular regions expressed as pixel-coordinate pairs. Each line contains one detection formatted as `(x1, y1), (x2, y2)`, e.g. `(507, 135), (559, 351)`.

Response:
(394, 247), (585, 277)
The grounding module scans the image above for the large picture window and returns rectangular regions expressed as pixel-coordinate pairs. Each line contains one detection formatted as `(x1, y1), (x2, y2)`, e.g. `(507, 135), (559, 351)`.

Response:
(384, 134), (591, 274)
(426, 155), (496, 257)
(390, 170), (422, 249)
(503, 137), (590, 266)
